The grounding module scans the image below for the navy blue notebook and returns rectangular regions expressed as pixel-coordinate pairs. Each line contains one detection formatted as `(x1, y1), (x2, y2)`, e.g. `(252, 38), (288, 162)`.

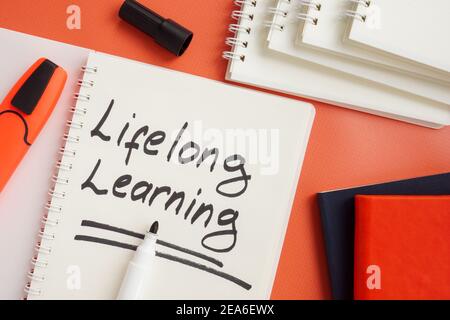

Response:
(317, 172), (450, 300)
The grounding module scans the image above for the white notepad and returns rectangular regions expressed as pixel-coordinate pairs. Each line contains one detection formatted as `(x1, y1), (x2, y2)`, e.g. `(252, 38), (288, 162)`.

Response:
(297, 0), (450, 85)
(26, 51), (315, 299)
(345, 0), (450, 74)
(267, 0), (450, 105)
(224, 0), (450, 128)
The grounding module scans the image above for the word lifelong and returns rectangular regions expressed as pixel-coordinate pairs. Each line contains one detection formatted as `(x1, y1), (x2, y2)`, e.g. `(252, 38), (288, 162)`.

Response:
(80, 99), (253, 253)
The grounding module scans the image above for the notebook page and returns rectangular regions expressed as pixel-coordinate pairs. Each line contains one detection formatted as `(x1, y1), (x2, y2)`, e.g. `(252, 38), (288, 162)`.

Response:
(28, 51), (315, 299)
(298, 0), (450, 85)
(345, 0), (450, 74)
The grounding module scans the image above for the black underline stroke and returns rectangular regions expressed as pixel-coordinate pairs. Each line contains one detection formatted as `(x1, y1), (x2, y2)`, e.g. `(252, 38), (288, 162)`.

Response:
(155, 251), (252, 291)
(0, 110), (31, 145)
(75, 235), (137, 250)
(74, 235), (252, 291)
(80, 220), (223, 268)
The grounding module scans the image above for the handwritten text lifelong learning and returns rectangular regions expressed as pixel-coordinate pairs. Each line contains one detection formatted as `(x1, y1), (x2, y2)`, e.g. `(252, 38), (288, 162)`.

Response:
(80, 99), (252, 253)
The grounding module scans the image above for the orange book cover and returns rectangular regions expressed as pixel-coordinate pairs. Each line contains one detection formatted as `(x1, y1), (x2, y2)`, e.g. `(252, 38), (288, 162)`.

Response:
(354, 195), (450, 300)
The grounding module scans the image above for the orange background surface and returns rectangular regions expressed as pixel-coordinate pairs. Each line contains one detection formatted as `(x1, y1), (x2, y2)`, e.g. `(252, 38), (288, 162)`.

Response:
(0, 0), (449, 299)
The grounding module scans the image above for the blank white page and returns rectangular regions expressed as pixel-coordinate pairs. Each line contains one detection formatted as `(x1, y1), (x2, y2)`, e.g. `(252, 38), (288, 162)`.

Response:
(27, 51), (315, 299)
(298, 0), (450, 85)
(345, 0), (450, 74)
(267, 0), (450, 105)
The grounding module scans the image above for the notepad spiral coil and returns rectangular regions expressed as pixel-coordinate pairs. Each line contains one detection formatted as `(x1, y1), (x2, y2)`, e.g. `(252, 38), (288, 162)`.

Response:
(262, 0), (322, 35)
(266, 0), (370, 33)
(222, 0), (258, 62)
(224, 0), (318, 61)
(345, 0), (371, 22)
(23, 65), (98, 298)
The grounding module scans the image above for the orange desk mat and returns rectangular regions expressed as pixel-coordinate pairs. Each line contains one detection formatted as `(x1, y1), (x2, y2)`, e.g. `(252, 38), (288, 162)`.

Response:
(1, 0), (449, 299)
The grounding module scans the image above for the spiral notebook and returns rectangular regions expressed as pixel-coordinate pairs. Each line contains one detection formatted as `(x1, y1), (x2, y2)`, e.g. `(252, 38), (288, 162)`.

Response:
(223, 0), (450, 128)
(345, 0), (450, 74)
(266, 0), (450, 105)
(296, 0), (450, 85)
(25, 51), (315, 299)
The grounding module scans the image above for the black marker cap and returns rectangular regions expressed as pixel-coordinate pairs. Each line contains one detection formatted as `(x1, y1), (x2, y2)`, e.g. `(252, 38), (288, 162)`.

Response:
(119, 0), (193, 56)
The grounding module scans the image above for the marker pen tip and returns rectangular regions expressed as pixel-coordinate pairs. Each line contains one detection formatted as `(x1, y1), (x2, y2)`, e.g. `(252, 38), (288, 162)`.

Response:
(149, 221), (159, 235)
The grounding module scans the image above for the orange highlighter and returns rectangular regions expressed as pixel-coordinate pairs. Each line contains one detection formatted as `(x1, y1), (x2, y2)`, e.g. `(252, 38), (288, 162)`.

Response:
(0, 58), (67, 192)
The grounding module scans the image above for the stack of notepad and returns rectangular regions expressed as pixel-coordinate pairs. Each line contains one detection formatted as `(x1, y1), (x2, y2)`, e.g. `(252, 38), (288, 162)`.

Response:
(223, 0), (450, 128)
(317, 173), (450, 300)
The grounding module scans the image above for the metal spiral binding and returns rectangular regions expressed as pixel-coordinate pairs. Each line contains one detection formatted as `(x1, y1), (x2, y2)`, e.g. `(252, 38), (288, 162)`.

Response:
(296, 13), (318, 25)
(31, 257), (48, 268)
(263, 6), (290, 31)
(55, 160), (73, 171)
(234, 0), (257, 7)
(27, 271), (45, 282)
(63, 133), (81, 143)
(345, 0), (371, 22)
(81, 65), (98, 73)
(344, 10), (367, 22)
(296, 0), (322, 25)
(265, 0), (321, 33)
(268, 7), (288, 18)
(70, 106), (88, 116)
(299, 0), (322, 11)
(67, 119), (84, 129)
(59, 147), (77, 157)
(231, 10), (254, 21)
(222, 0), (258, 62)
(44, 201), (63, 213)
(24, 64), (97, 298)
(228, 23), (252, 34)
(266, 21), (285, 31)
(348, 0), (371, 8)
(225, 37), (248, 48)
(35, 242), (52, 255)
(73, 93), (91, 102)
(77, 79), (95, 88)
(38, 229), (56, 241)
(42, 215), (60, 226)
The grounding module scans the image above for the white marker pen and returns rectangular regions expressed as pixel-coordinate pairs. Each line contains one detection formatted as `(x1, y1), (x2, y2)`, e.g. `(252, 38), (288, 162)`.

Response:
(117, 221), (158, 300)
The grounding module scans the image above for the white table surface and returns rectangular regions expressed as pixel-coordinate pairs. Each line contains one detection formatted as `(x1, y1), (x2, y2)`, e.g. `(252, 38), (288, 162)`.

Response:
(0, 28), (90, 299)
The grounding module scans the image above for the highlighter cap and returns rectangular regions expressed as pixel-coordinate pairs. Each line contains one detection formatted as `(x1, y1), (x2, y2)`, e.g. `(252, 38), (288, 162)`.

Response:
(119, 0), (193, 56)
